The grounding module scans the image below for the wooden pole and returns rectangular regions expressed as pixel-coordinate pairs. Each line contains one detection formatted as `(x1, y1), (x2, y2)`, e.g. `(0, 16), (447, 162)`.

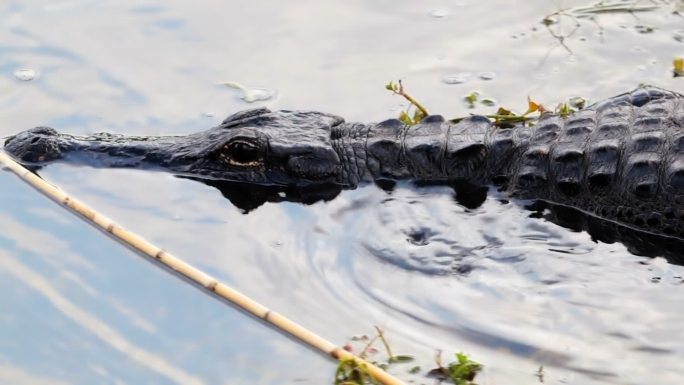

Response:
(0, 151), (405, 385)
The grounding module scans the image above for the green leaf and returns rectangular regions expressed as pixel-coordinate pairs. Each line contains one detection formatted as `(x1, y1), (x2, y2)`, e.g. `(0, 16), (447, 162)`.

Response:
(464, 91), (479, 108)
(480, 97), (496, 107)
(495, 107), (514, 116)
(389, 355), (415, 363)
(557, 102), (575, 117)
(446, 352), (483, 385)
(398, 111), (414, 126)
(568, 96), (587, 110)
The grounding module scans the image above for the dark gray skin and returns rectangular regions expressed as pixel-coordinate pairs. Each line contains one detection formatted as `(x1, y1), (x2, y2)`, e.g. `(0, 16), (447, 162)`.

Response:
(5, 87), (684, 240)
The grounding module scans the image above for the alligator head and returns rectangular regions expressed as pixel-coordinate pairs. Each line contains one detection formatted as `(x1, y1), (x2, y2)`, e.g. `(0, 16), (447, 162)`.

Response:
(4, 108), (346, 186)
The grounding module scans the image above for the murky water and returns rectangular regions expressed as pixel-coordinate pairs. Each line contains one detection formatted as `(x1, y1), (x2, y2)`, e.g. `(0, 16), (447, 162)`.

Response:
(1, 1), (684, 384)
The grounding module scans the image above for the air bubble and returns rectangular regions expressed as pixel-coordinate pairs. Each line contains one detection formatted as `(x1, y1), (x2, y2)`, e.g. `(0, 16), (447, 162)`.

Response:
(478, 72), (496, 80)
(427, 9), (448, 18)
(442, 73), (470, 84)
(13, 68), (36, 81)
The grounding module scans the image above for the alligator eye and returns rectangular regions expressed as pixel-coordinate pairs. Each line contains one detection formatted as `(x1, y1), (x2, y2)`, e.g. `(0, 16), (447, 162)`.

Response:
(226, 141), (260, 165)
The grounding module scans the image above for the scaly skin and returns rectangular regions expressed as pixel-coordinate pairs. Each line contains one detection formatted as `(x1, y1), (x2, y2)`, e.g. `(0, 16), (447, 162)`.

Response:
(4, 87), (684, 239)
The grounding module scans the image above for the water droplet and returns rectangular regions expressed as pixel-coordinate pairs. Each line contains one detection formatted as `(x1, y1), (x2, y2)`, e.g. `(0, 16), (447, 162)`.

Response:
(673, 29), (684, 43)
(478, 71), (496, 80)
(13, 68), (36, 81)
(220, 81), (276, 103)
(204, 112), (215, 117)
(427, 9), (448, 18)
(442, 73), (470, 84)
(242, 88), (275, 103)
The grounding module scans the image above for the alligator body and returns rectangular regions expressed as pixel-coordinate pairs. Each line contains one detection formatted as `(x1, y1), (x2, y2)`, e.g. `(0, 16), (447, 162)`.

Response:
(5, 87), (684, 240)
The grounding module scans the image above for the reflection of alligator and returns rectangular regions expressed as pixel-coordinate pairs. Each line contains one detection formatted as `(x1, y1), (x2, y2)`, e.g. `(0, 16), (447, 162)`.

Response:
(4, 87), (684, 241)
(198, 179), (684, 265)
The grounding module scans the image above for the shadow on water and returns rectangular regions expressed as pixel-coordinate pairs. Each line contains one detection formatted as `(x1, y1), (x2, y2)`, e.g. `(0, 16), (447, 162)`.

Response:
(188, 176), (684, 266)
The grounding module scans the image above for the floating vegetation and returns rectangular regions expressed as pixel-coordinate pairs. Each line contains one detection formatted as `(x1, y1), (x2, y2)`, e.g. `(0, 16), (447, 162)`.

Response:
(463, 91), (480, 109)
(463, 92), (497, 109)
(335, 358), (379, 385)
(335, 326), (415, 385)
(427, 351), (483, 385)
(634, 24), (655, 34)
(385, 80), (588, 128)
(335, 327), (483, 385)
(675, 57), (684, 77)
(385, 80), (429, 125)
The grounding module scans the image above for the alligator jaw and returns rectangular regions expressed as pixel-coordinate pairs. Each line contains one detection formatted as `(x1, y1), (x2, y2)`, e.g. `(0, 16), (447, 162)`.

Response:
(4, 127), (177, 168)
(3, 109), (350, 186)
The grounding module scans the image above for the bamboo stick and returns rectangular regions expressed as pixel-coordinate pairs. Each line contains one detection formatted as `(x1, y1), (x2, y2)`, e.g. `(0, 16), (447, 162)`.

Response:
(0, 150), (405, 385)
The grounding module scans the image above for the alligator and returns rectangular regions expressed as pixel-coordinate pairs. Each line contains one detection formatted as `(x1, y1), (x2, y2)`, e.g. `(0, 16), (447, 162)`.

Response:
(4, 86), (684, 243)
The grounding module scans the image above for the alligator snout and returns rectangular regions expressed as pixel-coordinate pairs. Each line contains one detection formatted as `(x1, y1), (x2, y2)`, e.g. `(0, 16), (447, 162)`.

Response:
(4, 127), (63, 163)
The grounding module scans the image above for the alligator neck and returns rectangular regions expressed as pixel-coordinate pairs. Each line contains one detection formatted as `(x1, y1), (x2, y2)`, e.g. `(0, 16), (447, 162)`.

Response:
(333, 115), (531, 188)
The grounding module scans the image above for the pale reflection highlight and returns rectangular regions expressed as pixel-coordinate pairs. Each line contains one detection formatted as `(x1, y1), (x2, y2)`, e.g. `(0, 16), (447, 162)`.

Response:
(0, 363), (70, 385)
(0, 250), (205, 385)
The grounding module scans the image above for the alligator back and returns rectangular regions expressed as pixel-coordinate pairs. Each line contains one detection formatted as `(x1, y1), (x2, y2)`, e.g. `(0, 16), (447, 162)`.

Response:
(495, 87), (684, 238)
(365, 87), (684, 239)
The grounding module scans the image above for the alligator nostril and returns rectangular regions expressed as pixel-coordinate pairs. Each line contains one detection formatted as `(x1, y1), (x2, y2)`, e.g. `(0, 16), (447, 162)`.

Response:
(30, 137), (40, 144)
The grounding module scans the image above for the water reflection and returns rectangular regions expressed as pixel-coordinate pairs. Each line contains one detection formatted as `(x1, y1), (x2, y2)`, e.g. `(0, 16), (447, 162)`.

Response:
(0, 171), (334, 385)
(2, 0), (684, 384)
(189, 177), (684, 266)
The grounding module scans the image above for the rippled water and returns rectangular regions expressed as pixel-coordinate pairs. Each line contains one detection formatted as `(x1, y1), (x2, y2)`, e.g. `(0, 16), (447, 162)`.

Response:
(1, 1), (684, 384)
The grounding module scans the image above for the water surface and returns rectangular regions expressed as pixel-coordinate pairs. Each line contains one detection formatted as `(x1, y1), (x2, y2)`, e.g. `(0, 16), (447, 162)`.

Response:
(1, 1), (684, 384)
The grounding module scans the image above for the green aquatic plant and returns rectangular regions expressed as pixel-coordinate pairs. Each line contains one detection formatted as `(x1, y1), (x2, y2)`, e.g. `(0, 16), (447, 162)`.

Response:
(335, 326), (486, 385)
(387, 80), (589, 128)
(385, 80), (429, 125)
(464, 91), (480, 109)
(335, 327), (415, 385)
(428, 351), (483, 385)
(335, 358), (379, 385)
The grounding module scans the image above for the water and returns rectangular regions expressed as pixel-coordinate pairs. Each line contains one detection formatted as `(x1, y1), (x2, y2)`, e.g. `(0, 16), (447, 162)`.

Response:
(1, 1), (684, 384)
